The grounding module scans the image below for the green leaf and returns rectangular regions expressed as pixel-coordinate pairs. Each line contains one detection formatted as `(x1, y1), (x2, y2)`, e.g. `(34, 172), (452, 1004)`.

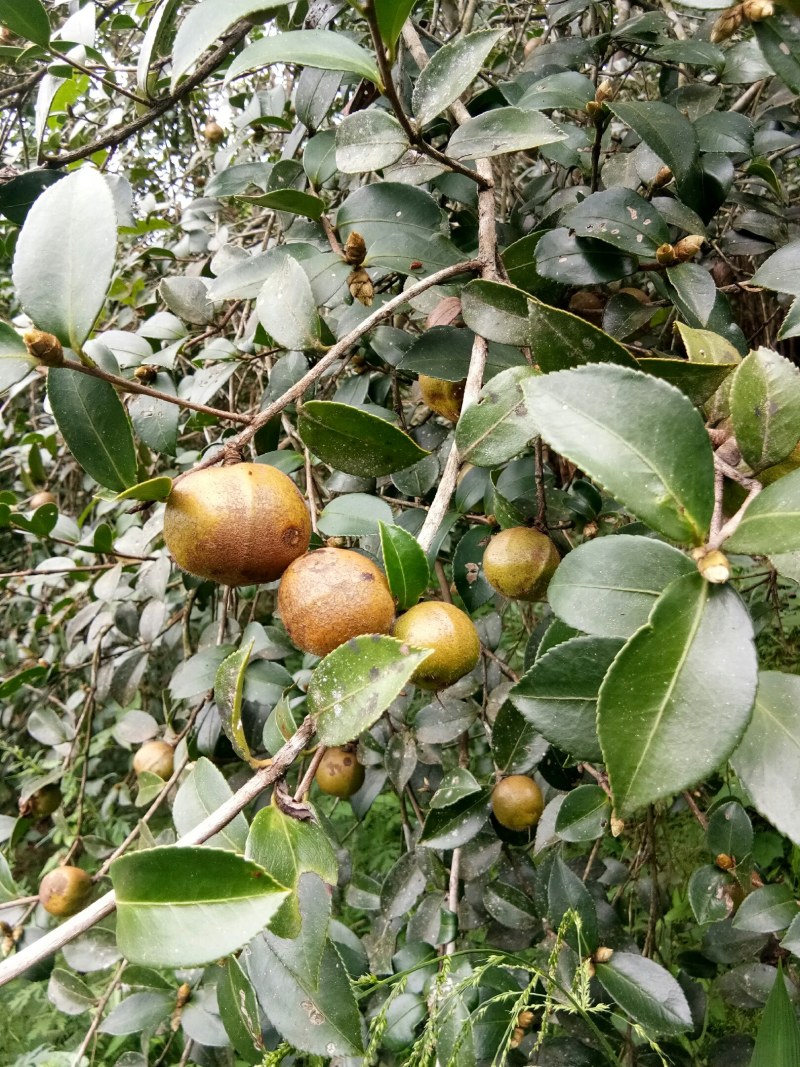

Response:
(214, 642), (255, 764)
(256, 256), (321, 351)
(724, 470), (800, 554)
(750, 961), (800, 1067)
(598, 572), (758, 817)
(111, 847), (289, 967)
(561, 189), (670, 257)
(637, 358), (737, 406)
(528, 299), (638, 373)
(707, 799), (753, 860)
(452, 523), (494, 614)
(226, 30), (382, 89)
(676, 322), (742, 366)
(129, 373), (179, 456)
(455, 366), (538, 467)
(335, 110), (408, 174)
(555, 785), (611, 843)
(730, 347), (800, 472)
(308, 635), (432, 747)
(379, 523), (430, 611)
(115, 476), (173, 503)
(419, 789), (491, 849)
(548, 856), (598, 953)
(217, 957), (264, 1065)
(548, 534), (696, 639)
(501, 231), (563, 299)
(0, 320), (37, 396)
(731, 672), (800, 848)
(460, 279), (530, 346)
(0, 0), (50, 47)
(524, 364), (715, 544)
(750, 239), (800, 297)
(12, 169), (117, 350)
(779, 297), (800, 342)
(374, 0), (415, 51)
(137, 0), (181, 96)
(172, 757), (249, 852)
(517, 71), (596, 111)
(688, 865), (736, 925)
(608, 100), (700, 209)
(595, 952), (693, 1036)
(511, 636), (622, 762)
(298, 401), (429, 477)
(412, 29), (506, 127)
(491, 701), (546, 775)
(733, 885), (798, 934)
(317, 493), (393, 537)
(240, 189), (325, 219)
(171, 0), (293, 88)
(47, 370), (137, 492)
(535, 228), (636, 285)
(446, 107), (565, 161)
(430, 768), (482, 809)
(0, 169), (63, 226)
(753, 16), (800, 95)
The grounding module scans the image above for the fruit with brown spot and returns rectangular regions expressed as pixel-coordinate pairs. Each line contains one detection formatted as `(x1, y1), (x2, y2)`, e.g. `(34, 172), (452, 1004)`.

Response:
(19, 783), (62, 818)
(133, 740), (174, 780)
(419, 376), (466, 422)
(39, 866), (92, 917)
(163, 463), (311, 587)
(491, 775), (544, 831)
(482, 527), (560, 602)
(278, 547), (395, 656)
(393, 601), (480, 691)
(315, 747), (365, 798)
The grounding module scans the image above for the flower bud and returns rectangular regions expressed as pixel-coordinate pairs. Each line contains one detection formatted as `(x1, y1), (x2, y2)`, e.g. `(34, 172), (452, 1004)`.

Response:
(348, 269), (374, 307)
(595, 79), (614, 104)
(509, 1028), (526, 1049)
(134, 364), (159, 384)
(742, 0), (774, 19)
(711, 5), (744, 43)
(517, 1010), (535, 1029)
(585, 100), (604, 121)
(696, 549), (731, 584)
(594, 946), (615, 963)
(716, 852), (736, 871)
(343, 231), (367, 266)
(23, 329), (64, 367)
(652, 165), (673, 189)
(673, 235), (705, 262)
(656, 243), (677, 267)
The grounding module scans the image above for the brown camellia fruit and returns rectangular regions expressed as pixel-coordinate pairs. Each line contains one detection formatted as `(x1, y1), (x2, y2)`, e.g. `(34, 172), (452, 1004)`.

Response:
(315, 746), (365, 798)
(482, 527), (560, 602)
(491, 775), (544, 831)
(393, 601), (480, 691)
(203, 119), (225, 144)
(29, 491), (56, 509)
(163, 463), (311, 586)
(39, 866), (92, 917)
(278, 547), (395, 657)
(19, 783), (62, 818)
(133, 740), (174, 780)
(419, 375), (466, 423)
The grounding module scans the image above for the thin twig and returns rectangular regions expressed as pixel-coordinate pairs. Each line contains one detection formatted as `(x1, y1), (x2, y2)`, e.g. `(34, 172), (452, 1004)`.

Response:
(71, 960), (127, 1064)
(294, 745), (327, 801)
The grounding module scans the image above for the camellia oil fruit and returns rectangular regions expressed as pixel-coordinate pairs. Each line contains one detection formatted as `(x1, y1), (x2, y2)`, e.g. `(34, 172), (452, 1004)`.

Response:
(482, 526), (560, 602)
(133, 740), (174, 780)
(278, 547), (395, 657)
(39, 866), (92, 917)
(491, 775), (544, 831)
(315, 746), (365, 798)
(163, 463), (311, 586)
(393, 601), (480, 691)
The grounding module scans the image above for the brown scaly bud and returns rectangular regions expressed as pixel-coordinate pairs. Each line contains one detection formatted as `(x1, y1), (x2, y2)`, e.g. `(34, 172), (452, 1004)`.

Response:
(595, 79), (614, 104)
(343, 231), (367, 266)
(517, 1010), (535, 1030)
(711, 5), (744, 43)
(134, 364), (159, 384)
(656, 243), (678, 267)
(348, 269), (374, 307)
(170, 982), (192, 1032)
(716, 852), (736, 871)
(583, 521), (600, 540)
(694, 548), (731, 584)
(326, 536), (347, 548)
(742, 0), (774, 19)
(673, 235), (705, 262)
(23, 329), (64, 367)
(585, 99), (604, 122)
(652, 165), (673, 189)
(594, 946), (615, 964)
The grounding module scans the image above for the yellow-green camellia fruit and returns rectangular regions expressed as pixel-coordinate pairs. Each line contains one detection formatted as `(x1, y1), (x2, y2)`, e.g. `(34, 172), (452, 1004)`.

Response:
(419, 375), (466, 422)
(315, 747), (365, 798)
(163, 463), (311, 587)
(491, 775), (544, 831)
(278, 547), (395, 657)
(393, 601), (480, 691)
(133, 740), (174, 780)
(19, 783), (62, 818)
(39, 866), (92, 917)
(482, 526), (560, 602)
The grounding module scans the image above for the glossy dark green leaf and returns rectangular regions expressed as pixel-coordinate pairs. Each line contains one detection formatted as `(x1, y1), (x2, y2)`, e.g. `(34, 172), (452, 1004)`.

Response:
(688, 866), (736, 925)
(562, 189), (669, 256)
(730, 347), (800, 472)
(524, 364), (715, 544)
(731, 672), (800, 847)
(99, 991), (172, 1035)
(608, 100), (700, 209)
(226, 30), (382, 88)
(240, 189), (325, 219)
(535, 229), (636, 285)
(511, 635), (622, 762)
(217, 957), (264, 1065)
(0, 0), (50, 47)
(172, 757), (249, 852)
(47, 370), (137, 492)
(603, 292), (658, 341)
(529, 299), (638, 373)
(447, 107), (564, 161)
(412, 29), (505, 127)
(724, 470), (800, 554)
(308, 635), (432, 746)
(779, 297), (800, 342)
(733, 885), (797, 934)
(379, 522), (430, 611)
(753, 16), (800, 94)
(0, 169), (62, 226)
(0, 321), (37, 395)
(707, 800), (753, 861)
(317, 493), (393, 537)
(419, 788), (491, 850)
(548, 856), (598, 953)
(555, 785), (610, 842)
(299, 401), (428, 477)
(637, 358), (737, 406)
(598, 573), (758, 816)
(595, 952), (693, 1036)
(455, 366), (538, 467)
(374, 0), (416, 50)
(460, 279), (530, 346)
(750, 961), (800, 1067)
(501, 231), (562, 299)
(492, 702), (547, 775)
(256, 256), (321, 351)
(517, 71), (595, 110)
(652, 40), (725, 69)
(695, 111), (754, 155)
(548, 535), (695, 639)
(12, 169), (117, 350)
(129, 373), (179, 456)
(112, 847), (289, 967)
(335, 111), (408, 173)
(214, 641), (254, 764)
(751, 239), (800, 297)
(430, 768), (482, 810)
